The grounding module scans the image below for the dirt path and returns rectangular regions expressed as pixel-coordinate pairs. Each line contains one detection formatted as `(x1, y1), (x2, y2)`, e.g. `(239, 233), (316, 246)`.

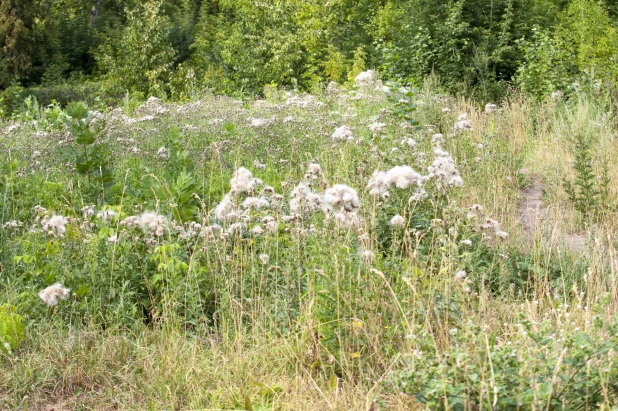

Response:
(519, 173), (586, 253)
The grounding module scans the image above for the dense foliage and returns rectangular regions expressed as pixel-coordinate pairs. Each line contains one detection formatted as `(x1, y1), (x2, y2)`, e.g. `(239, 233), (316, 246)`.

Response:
(1, 0), (617, 111)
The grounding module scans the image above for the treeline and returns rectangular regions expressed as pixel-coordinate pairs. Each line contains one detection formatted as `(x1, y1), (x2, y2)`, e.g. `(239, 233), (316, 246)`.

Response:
(1, 0), (617, 105)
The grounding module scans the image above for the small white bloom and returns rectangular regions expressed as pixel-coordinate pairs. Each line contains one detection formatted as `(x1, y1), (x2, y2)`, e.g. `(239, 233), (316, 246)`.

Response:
(39, 283), (71, 306)
(332, 125), (354, 142)
(390, 214), (405, 227)
(157, 147), (169, 159)
(484, 103), (497, 113)
(454, 270), (467, 281)
(258, 253), (269, 265)
(361, 249), (376, 264)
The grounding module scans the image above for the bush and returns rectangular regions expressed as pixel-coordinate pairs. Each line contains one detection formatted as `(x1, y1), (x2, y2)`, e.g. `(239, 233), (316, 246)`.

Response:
(389, 314), (618, 409)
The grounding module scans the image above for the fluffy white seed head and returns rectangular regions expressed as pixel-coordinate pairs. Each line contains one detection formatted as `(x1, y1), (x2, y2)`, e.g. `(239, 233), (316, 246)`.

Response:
(230, 167), (261, 194)
(390, 214), (405, 227)
(323, 184), (360, 213)
(139, 212), (167, 237)
(384, 166), (424, 190)
(332, 125), (354, 142)
(39, 283), (70, 306)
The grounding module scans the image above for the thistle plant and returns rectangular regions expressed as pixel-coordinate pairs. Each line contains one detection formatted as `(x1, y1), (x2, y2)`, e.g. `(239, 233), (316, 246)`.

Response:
(563, 133), (609, 217)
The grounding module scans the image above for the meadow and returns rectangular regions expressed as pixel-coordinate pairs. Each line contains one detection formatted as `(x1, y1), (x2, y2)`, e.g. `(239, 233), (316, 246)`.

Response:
(1, 75), (618, 410)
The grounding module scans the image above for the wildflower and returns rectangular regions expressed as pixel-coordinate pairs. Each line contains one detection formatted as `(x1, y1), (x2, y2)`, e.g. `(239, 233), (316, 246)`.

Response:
(409, 188), (428, 202)
(32, 151), (41, 159)
(41, 215), (68, 237)
(481, 218), (501, 232)
(442, 107), (451, 113)
(390, 214), (405, 227)
(230, 167), (261, 194)
(157, 147), (169, 159)
(332, 125), (354, 142)
(250, 118), (267, 127)
(2, 220), (23, 230)
(551, 90), (563, 100)
(97, 209), (116, 222)
(258, 253), (269, 265)
(290, 183), (323, 214)
(242, 197), (270, 209)
(366, 171), (388, 197)
(461, 239), (472, 247)
(427, 151), (463, 190)
(81, 205), (95, 218)
(496, 230), (509, 240)
(355, 70), (377, 86)
(39, 283), (70, 306)
(108, 234), (118, 244)
(323, 184), (360, 213)
(306, 163), (323, 179)
(215, 194), (237, 221)
(384, 166), (424, 189)
(431, 133), (445, 146)
(139, 211), (167, 237)
(453, 113), (472, 132)
(262, 186), (275, 195)
(485, 103), (497, 113)
(251, 225), (264, 235)
(334, 211), (363, 227)
(361, 249), (376, 264)
(265, 220), (278, 233)
(368, 122), (386, 134)
(120, 215), (140, 228)
(404, 138), (417, 148)
(34, 205), (47, 215)
(253, 160), (266, 170)
(470, 204), (485, 214)
(454, 270), (467, 281)
(227, 222), (243, 234)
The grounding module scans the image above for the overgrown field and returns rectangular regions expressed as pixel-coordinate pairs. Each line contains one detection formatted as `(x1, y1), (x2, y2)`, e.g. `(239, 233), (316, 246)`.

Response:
(2, 77), (618, 410)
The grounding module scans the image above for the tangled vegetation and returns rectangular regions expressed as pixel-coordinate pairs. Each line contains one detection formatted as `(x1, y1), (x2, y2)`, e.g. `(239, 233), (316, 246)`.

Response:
(1, 69), (618, 409)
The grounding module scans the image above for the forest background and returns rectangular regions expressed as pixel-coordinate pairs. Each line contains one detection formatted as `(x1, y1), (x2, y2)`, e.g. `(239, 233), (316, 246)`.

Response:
(1, 0), (618, 111)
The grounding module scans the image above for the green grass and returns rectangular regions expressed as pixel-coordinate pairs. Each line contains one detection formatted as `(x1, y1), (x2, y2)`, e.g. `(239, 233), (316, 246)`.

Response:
(1, 79), (618, 410)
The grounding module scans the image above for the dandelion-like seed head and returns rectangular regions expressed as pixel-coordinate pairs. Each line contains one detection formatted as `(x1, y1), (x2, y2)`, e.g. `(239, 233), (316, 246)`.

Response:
(39, 283), (71, 306)
(390, 214), (405, 227)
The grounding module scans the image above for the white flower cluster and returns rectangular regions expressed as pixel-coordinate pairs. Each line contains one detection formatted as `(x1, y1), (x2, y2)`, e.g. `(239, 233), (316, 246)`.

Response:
(390, 214), (405, 227)
(39, 283), (70, 306)
(354, 70), (378, 87)
(212, 167), (272, 225)
(453, 113), (472, 132)
(2, 220), (23, 231)
(426, 133), (464, 191)
(324, 184), (361, 225)
(366, 166), (425, 198)
(249, 118), (269, 127)
(140, 212), (168, 237)
(230, 167), (262, 194)
(368, 122), (386, 134)
(136, 96), (168, 116)
(157, 147), (169, 159)
(41, 215), (68, 237)
(97, 209), (116, 222)
(81, 205), (95, 218)
(467, 204), (509, 240)
(485, 103), (497, 113)
(290, 183), (324, 214)
(242, 197), (270, 209)
(332, 125), (354, 142)
(427, 150), (464, 191)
